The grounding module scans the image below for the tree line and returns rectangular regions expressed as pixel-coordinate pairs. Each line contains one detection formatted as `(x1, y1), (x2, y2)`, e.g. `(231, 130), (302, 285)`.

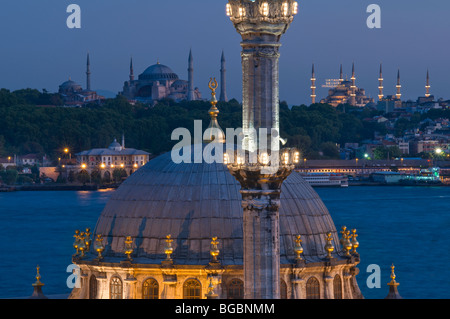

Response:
(0, 88), (436, 162)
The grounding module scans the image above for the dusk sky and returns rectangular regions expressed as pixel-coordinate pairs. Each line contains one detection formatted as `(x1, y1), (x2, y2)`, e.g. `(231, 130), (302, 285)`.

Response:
(0, 0), (449, 105)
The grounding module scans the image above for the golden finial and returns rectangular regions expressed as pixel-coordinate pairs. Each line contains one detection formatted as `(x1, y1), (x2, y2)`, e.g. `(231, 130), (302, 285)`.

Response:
(340, 226), (347, 247)
(78, 232), (87, 257)
(165, 234), (174, 261)
(73, 230), (80, 255)
(34, 265), (43, 286)
(388, 264), (399, 286)
(204, 77), (225, 144)
(94, 234), (105, 259)
(210, 237), (220, 263)
(124, 236), (134, 261)
(294, 235), (304, 261)
(351, 229), (359, 254)
(343, 230), (352, 257)
(85, 228), (92, 252)
(324, 232), (335, 259)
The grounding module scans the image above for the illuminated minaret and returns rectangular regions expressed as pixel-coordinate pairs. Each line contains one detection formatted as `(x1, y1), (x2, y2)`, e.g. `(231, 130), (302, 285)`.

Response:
(396, 69), (402, 100)
(187, 49), (196, 101)
(350, 62), (356, 105)
(425, 70), (431, 98)
(378, 63), (384, 101)
(86, 53), (91, 91)
(220, 51), (228, 102)
(311, 63), (316, 104)
(226, 0), (300, 300)
(339, 64), (343, 83)
(129, 57), (135, 82)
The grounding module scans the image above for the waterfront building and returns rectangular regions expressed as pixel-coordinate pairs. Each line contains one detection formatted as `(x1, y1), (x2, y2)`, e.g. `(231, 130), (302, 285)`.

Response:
(75, 136), (150, 177)
(69, 0), (364, 300)
(58, 54), (105, 107)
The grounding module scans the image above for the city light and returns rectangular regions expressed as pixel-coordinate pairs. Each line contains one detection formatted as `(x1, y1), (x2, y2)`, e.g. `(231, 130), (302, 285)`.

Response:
(435, 148), (443, 155)
(81, 163), (87, 169)
(100, 163), (106, 169)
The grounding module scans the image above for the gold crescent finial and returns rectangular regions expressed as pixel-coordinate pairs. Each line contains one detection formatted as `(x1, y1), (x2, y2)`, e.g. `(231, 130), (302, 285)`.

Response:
(209, 77), (218, 92)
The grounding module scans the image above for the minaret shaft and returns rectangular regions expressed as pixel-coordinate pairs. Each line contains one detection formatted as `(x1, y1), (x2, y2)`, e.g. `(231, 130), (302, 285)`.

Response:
(86, 53), (91, 91)
(396, 69), (402, 100)
(227, 0), (298, 300)
(130, 57), (135, 82)
(220, 51), (228, 102)
(187, 50), (196, 101)
(241, 39), (281, 151)
(378, 63), (384, 101)
(311, 64), (316, 104)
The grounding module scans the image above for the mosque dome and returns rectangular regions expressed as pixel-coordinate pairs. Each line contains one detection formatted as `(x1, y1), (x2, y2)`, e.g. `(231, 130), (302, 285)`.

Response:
(59, 79), (82, 93)
(139, 63), (179, 81)
(93, 144), (341, 265)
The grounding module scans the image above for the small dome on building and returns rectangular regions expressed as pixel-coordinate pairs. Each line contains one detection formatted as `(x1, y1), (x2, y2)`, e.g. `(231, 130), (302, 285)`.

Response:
(108, 139), (123, 151)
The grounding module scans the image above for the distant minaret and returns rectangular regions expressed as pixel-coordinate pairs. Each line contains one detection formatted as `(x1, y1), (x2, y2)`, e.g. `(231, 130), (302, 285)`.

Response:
(339, 64), (343, 83)
(220, 51), (228, 102)
(129, 57), (135, 82)
(350, 62), (357, 105)
(425, 70), (431, 98)
(311, 63), (316, 104)
(378, 63), (384, 101)
(86, 53), (91, 91)
(122, 133), (125, 150)
(396, 69), (402, 100)
(187, 49), (196, 101)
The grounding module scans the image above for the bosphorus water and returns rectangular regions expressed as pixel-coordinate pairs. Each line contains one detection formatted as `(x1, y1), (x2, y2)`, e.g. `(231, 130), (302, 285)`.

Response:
(0, 186), (448, 299)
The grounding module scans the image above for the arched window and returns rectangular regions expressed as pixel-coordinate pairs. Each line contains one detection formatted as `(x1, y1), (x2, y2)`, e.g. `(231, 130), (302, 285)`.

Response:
(143, 278), (159, 299)
(183, 279), (202, 299)
(333, 275), (343, 299)
(110, 276), (123, 299)
(89, 275), (97, 299)
(227, 279), (244, 299)
(306, 277), (320, 299)
(280, 280), (288, 299)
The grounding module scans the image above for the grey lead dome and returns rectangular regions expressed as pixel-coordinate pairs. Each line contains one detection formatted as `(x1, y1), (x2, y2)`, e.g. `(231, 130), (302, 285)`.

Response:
(93, 144), (341, 265)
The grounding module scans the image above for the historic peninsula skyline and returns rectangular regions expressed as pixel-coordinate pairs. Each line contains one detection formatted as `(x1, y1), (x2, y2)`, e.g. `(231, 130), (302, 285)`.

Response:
(0, 1), (448, 105)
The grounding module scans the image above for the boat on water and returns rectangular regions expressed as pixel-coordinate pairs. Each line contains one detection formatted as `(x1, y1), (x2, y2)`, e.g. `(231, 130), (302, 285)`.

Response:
(401, 167), (442, 185)
(299, 172), (349, 188)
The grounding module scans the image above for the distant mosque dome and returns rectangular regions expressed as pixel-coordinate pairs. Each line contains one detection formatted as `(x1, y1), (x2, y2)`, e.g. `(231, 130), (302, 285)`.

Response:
(139, 63), (179, 82)
(59, 79), (82, 94)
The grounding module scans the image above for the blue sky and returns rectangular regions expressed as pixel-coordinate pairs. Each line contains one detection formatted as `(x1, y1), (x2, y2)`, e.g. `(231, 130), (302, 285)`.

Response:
(0, 0), (449, 105)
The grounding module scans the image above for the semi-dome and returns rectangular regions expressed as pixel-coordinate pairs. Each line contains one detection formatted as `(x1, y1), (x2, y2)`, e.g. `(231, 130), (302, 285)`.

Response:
(93, 144), (341, 266)
(139, 63), (179, 81)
